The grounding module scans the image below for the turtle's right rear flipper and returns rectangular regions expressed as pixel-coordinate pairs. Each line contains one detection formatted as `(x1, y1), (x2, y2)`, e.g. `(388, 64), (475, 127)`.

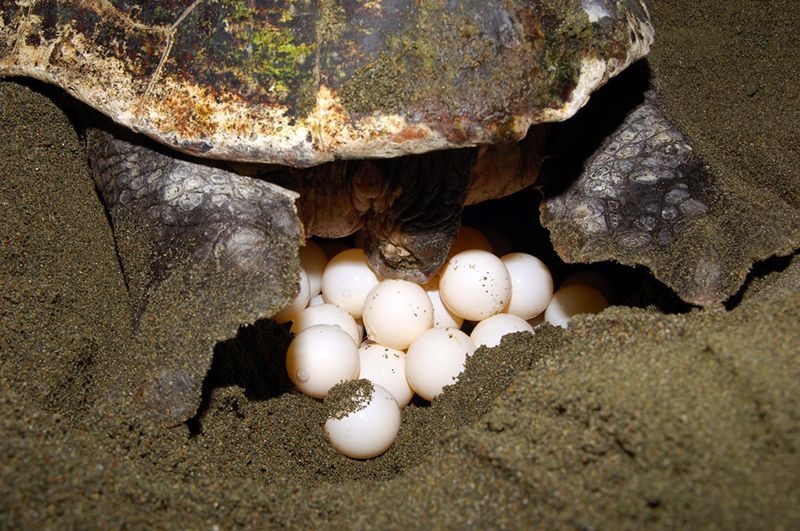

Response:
(540, 65), (800, 306)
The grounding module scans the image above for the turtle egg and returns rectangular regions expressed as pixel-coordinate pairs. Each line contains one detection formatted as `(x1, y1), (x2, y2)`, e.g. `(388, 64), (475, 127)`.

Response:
(358, 342), (413, 407)
(405, 327), (475, 401)
(561, 270), (615, 303)
(325, 381), (401, 459)
(290, 303), (361, 344)
(362, 279), (434, 350)
(299, 239), (327, 297)
(321, 248), (380, 318)
(425, 286), (464, 329)
(307, 293), (326, 307)
(273, 269), (311, 324)
(470, 313), (534, 349)
(501, 252), (554, 320)
(544, 284), (609, 328)
(448, 225), (493, 257)
(439, 250), (512, 321)
(286, 324), (360, 398)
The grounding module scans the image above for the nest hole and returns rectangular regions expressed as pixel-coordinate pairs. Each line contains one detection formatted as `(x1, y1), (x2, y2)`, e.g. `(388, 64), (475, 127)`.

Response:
(186, 61), (699, 483)
(188, 186), (691, 485)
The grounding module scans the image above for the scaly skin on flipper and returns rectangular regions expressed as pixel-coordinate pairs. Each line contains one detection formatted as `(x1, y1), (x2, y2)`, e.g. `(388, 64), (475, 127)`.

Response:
(540, 67), (800, 306)
(86, 127), (302, 424)
(539, 75), (719, 303)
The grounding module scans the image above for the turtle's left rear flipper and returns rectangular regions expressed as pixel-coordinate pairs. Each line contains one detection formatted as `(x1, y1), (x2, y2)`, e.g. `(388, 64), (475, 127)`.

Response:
(86, 126), (301, 425)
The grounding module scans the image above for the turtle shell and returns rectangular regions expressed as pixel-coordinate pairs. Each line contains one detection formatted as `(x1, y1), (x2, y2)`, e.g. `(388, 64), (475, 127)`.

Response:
(0, 0), (652, 167)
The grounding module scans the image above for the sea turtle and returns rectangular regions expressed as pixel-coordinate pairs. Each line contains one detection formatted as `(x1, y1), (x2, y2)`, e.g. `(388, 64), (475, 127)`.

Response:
(1, 0), (655, 280)
(0, 0), (657, 423)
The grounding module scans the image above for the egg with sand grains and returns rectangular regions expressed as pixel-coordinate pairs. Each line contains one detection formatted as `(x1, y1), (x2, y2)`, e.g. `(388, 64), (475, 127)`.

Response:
(471, 313), (534, 349)
(439, 250), (512, 321)
(362, 279), (434, 350)
(405, 327), (476, 401)
(286, 324), (360, 398)
(325, 381), (401, 459)
(358, 342), (413, 407)
(321, 248), (380, 318)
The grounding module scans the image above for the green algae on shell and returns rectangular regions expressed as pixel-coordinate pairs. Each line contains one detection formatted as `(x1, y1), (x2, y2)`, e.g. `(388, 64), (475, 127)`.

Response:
(0, 0), (653, 165)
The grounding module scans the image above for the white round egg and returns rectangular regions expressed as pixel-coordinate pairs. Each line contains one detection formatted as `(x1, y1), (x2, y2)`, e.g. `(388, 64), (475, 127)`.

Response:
(358, 342), (413, 407)
(544, 284), (609, 328)
(405, 327), (475, 401)
(362, 279), (434, 350)
(425, 287), (464, 329)
(324, 381), (401, 459)
(273, 268), (311, 324)
(321, 248), (380, 318)
(290, 303), (361, 344)
(299, 240), (327, 297)
(448, 225), (493, 257)
(307, 293), (326, 307)
(561, 270), (615, 303)
(501, 252), (554, 320)
(286, 324), (360, 398)
(470, 313), (534, 349)
(439, 250), (512, 321)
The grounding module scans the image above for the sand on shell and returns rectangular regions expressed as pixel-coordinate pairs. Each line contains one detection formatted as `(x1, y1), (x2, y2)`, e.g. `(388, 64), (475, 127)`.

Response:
(1, 1), (799, 528)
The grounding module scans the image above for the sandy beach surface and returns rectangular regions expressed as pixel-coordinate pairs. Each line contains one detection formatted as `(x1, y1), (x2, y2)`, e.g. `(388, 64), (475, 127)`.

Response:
(2, 1), (798, 528)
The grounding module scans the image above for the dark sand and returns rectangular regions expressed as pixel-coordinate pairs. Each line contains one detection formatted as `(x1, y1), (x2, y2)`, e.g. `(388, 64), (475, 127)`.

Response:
(2, 2), (799, 528)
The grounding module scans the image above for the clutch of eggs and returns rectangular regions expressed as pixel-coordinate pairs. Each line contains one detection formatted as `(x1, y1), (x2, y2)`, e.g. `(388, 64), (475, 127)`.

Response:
(278, 228), (610, 458)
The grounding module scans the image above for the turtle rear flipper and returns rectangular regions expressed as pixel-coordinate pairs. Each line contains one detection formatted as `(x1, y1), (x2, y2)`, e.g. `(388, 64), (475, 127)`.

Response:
(86, 127), (301, 425)
(541, 71), (800, 306)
